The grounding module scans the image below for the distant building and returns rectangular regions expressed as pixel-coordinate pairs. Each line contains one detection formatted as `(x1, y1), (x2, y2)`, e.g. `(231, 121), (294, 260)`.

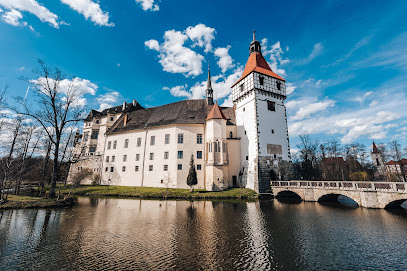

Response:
(68, 32), (292, 193)
(371, 141), (407, 182)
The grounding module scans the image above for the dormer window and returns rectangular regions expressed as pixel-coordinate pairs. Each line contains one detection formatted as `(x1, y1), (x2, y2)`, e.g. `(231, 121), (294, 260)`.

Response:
(110, 116), (114, 121)
(259, 76), (264, 86)
(240, 83), (244, 92)
(276, 81), (281, 90)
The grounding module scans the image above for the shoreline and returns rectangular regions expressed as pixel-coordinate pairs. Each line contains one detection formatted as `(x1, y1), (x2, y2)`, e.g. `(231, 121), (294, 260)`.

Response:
(0, 195), (75, 210)
(55, 185), (259, 200)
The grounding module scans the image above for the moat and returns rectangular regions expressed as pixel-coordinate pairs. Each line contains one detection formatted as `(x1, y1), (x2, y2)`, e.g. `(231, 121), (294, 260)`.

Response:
(1, 197), (406, 270)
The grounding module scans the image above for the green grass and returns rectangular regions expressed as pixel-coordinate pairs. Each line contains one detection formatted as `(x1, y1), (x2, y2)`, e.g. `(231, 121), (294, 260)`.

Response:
(59, 185), (258, 200)
(0, 195), (73, 210)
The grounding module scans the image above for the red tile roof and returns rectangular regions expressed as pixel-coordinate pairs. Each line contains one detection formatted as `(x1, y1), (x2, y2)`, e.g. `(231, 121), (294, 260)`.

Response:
(206, 102), (227, 120)
(386, 159), (407, 166)
(232, 52), (285, 87)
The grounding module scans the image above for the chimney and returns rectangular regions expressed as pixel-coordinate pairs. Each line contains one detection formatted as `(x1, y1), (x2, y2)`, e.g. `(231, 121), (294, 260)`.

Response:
(122, 102), (126, 111)
(124, 114), (128, 126)
(132, 99), (137, 106)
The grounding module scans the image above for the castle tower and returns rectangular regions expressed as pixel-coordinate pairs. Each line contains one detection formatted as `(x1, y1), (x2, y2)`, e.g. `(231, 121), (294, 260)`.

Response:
(205, 102), (229, 191)
(206, 65), (214, 105)
(371, 141), (383, 167)
(232, 31), (291, 193)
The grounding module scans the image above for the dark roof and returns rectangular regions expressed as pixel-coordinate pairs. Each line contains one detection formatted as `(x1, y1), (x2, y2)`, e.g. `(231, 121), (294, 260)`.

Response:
(85, 101), (144, 121)
(108, 99), (236, 135)
(372, 141), (379, 153)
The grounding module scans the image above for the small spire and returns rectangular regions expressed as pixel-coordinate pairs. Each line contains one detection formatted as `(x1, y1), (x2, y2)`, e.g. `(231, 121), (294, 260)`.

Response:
(253, 30), (256, 41)
(207, 64), (212, 90)
(206, 64), (214, 105)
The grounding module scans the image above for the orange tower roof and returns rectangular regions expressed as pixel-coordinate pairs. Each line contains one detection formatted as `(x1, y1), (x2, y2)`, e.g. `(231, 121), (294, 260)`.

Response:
(206, 102), (227, 120)
(372, 141), (379, 153)
(232, 52), (285, 87)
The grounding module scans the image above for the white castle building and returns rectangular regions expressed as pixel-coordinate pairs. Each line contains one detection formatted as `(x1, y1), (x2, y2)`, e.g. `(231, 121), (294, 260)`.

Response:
(68, 33), (291, 193)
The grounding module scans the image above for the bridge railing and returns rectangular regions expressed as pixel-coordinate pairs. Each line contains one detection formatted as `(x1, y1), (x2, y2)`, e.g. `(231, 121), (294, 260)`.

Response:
(271, 181), (406, 193)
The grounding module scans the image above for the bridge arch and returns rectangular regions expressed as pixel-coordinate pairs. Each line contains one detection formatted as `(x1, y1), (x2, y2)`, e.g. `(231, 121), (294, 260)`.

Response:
(317, 193), (359, 207)
(275, 190), (302, 199)
(385, 199), (407, 210)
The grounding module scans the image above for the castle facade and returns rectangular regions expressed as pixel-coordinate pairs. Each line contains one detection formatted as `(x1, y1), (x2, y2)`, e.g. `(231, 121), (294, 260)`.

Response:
(68, 33), (291, 193)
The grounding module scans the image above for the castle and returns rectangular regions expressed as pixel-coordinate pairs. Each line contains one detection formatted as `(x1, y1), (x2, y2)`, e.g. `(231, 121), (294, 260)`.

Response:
(68, 33), (291, 193)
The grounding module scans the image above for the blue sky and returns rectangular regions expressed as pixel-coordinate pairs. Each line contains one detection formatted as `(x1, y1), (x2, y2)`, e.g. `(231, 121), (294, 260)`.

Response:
(0, 0), (407, 151)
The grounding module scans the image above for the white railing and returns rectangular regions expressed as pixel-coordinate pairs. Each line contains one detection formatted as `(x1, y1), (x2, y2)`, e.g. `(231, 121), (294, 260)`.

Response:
(271, 180), (407, 193)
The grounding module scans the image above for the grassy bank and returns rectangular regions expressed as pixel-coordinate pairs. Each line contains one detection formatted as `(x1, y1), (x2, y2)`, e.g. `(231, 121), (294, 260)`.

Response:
(0, 195), (74, 210)
(59, 185), (258, 200)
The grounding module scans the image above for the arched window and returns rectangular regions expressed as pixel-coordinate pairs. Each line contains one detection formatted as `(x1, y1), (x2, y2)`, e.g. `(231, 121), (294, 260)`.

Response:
(214, 142), (217, 152)
(229, 131), (233, 138)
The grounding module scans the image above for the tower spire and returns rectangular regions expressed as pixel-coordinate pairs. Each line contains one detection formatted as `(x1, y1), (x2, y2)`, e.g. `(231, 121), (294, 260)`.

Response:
(206, 64), (214, 105)
(249, 30), (261, 54)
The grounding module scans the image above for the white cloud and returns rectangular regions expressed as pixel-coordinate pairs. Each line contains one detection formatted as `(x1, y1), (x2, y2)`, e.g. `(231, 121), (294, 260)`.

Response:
(145, 27), (205, 77)
(351, 91), (373, 103)
(285, 82), (296, 95)
(0, 0), (61, 28)
(261, 39), (289, 77)
(299, 42), (324, 65)
(214, 46), (235, 73)
(135, 0), (159, 11)
(2, 9), (24, 26)
(96, 91), (120, 111)
(61, 0), (114, 27)
(164, 66), (243, 101)
(369, 100), (378, 107)
(185, 24), (215, 53)
(31, 77), (98, 96)
(290, 99), (335, 121)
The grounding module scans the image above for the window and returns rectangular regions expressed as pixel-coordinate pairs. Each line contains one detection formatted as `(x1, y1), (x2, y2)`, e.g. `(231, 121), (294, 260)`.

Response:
(89, 146), (96, 153)
(96, 119), (99, 124)
(124, 139), (129, 148)
(178, 164), (182, 170)
(113, 140), (117, 149)
(149, 153), (154, 160)
(150, 136), (155, 146)
(106, 156), (110, 162)
(197, 164), (201, 170)
(105, 167), (108, 172)
(214, 142), (217, 152)
(165, 134), (170, 144)
(197, 134), (202, 144)
(122, 166), (126, 172)
(91, 130), (99, 139)
(259, 76), (264, 85)
(136, 154), (140, 161)
(164, 152), (169, 159)
(229, 131), (233, 138)
(277, 81), (281, 90)
(149, 165), (153, 171)
(197, 151), (202, 159)
(135, 166), (139, 171)
(272, 129), (274, 134)
(107, 141), (112, 150)
(246, 156), (248, 160)
(110, 167), (114, 172)
(178, 133), (184, 144)
(376, 158), (380, 166)
(110, 116), (114, 121)
(274, 154), (277, 159)
(178, 151), (183, 159)
(137, 137), (142, 147)
(240, 83), (244, 92)
(164, 165), (168, 171)
(112, 155), (115, 162)
(123, 155), (127, 162)
(267, 101), (276, 111)
(208, 142), (212, 152)
(243, 107), (245, 112)
(83, 132), (89, 141)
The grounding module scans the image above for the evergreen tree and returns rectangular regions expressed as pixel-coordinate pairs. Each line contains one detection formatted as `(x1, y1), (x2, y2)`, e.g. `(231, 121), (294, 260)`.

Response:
(187, 155), (197, 192)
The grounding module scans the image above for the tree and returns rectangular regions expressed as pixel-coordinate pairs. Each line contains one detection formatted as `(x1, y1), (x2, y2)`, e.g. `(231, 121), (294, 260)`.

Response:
(388, 140), (407, 182)
(297, 134), (320, 180)
(187, 155), (197, 192)
(15, 60), (87, 198)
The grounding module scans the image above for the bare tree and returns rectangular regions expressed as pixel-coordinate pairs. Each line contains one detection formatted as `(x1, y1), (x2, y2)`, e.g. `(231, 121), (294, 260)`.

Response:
(15, 60), (87, 198)
(388, 140), (406, 182)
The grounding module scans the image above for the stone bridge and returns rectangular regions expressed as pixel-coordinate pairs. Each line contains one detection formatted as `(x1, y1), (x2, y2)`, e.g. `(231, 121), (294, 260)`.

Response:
(271, 180), (407, 209)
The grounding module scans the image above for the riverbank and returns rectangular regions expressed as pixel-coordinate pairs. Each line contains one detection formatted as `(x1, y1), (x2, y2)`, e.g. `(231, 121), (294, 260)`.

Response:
(58, 185), (258, 200)
(0, 195), (74, 210)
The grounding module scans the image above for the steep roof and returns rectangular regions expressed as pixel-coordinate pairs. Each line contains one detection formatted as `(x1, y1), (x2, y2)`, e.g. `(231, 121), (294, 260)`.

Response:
(206, 102), (227, 120)
(107, 99), (236, 135)
(85, 101), (144, 121)
(232, 52), (285, 87)
(372, 141), (379, 153)
(386, 159), (407, 166)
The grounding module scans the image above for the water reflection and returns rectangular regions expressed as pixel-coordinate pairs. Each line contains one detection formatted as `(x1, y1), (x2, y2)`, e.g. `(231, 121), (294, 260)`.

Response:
(0, 198), (407, 270)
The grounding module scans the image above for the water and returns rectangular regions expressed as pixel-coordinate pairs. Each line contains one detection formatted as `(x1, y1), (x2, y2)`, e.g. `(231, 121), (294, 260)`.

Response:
(1, 197), (407, 270)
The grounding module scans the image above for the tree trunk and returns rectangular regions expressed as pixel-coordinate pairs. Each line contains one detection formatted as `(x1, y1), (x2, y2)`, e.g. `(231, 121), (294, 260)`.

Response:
(49, 141), (60, 198)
